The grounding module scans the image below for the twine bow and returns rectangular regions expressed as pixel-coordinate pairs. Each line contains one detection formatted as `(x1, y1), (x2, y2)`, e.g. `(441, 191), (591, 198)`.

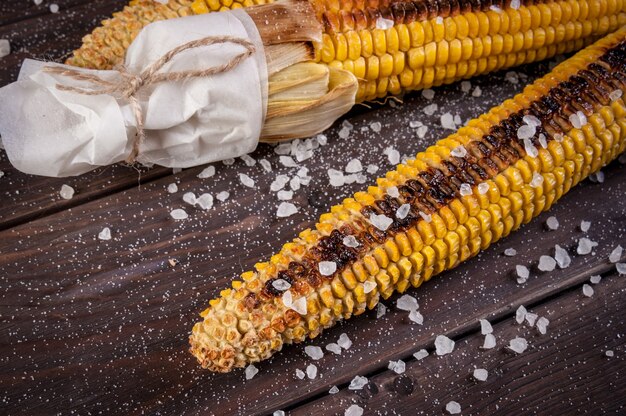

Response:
(44, 36), (256, 164)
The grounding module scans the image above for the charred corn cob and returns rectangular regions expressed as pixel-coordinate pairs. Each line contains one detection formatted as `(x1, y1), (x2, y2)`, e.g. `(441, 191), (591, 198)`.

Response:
(189, 28), (626, 372)
(69, 0), (626, 102)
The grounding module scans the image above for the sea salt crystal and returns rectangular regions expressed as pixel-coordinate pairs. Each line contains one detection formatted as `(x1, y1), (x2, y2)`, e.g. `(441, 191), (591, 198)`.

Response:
(435, 335), (455, 356)
(530, 172), (544, 188)
(245, 364), (258, 380)
(505, 71), (519, 84)
(396, 204), (411, 220)
(376, 16), (395, 29)
(50, 3), (59, 13)
(472, 86), (482, 97)
(182, 192), (197, 206)
(290, 176), (301, 191)
(240, 154), (256, 166)
(577, 237), (598, 255)
(319, 261), (337, 276)
(606, 350), (615, 357)
(525, 312), (538, 327)
(423, 103), (438, 115)
(441, 113), (457, 130)
(329, 385), (340, 394)
(274, 143), (291, 155)
(419, 212), (432, 222)
(98, 227), (112, 241)
(370, 213), (393, 231)
(554, 245), (571, 268)
(536, 317), (549, 335)
(516, 265), (530, 281)
(510, 0), (521, 9)
(272, 279), (291, 291)
(397, 294), (419, 311)
(617, 263), (626, 275)
(482, 334), (496, 349)
(349, 375), (368, 390)
(413, 349), (429, 360)
(316, 134), (328, 146)
(422, 88), (435, 100)
(553, 133), (564, 142)
(305, 346), (324, 360)
(170, 209), (188, 220)
(280, 156), (297, 168)
(589, 171), (605, 183)
(504, 248), (517, 257)
(197, 166), (215, 178)
(580, 220), (591, 232)
(590, 275), (602, 284)
(473, 368), (488, 381)
(343, 235), (360, 248)
(239, 173), (255, 188)
(480, 319), (493, 335)
(258, 159), (272, 172)
(517, 124), (536, 140)
(376, 303), (387, 318)
(345, 405), (364, 416)
(338, 333), (352, 349)
(450, 145), (467, 158)
(282, 291), (293, 307)
(306, 364), (318, 379)
(409, 120), (422, 129)
(446, 401), (461, 414)
(538, 134), (548, 149)
(271, 175), (289, 191)
(609, 89), (623, 101)
(461, 81), (472, 93)
(291, 297), (308, 315)
(385, 147), (401, 164)
(338, 126), (351, 139)
(582, 284), (594, 297)
(416, 125), (429, 138)
(478, 183), (489, 194)
(508, 337), (528, 353)
(196, 193), (213, 210)
(345, 158), (363, 173)
(216, 191), (229, 202)
(363, 281), (377, 294)
(273, 411), (284, 416)
(569, 111), (587, 128)
(167, 183), (178, 194)
(277, 190), (293, 201)
(523, 139), (538, 158)
(538, 255), (556, 272)
(370, 121), (382, 132)
(516, 305), (527, 324)
(524, 116), (541, 128)
(546, 216), (559, 230)
(409, 310), (424, 324)
(387, 186), (400, 198)
(326, 343), (342, 355)
(0, 39), (10, 58)
(295, 369), (305, 379)
(388, 360), (406, 374)
(459, 183), (472, 196)
(609, 245), (623, 263)
(277, 202), (298, 218)
(367, 164), (379, 174)
(60, 184), (75, 200)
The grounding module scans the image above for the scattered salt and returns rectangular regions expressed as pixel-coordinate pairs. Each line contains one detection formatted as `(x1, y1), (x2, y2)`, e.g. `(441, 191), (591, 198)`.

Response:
(272, 279), (291, 291)
(515, 305), (527, 324)
(304, 346), (324, 360)
(338, 126), (351, 139)
(472, 86), (482, 97)
(0, 39), (10, 58)
(363, 281), (377, 294)
(196, 193), (213, 210)
(606, 350), (615, 357)
(577, 237), (598, 255)
(459, 183), (472, 196)
(316, 134), (328, 146)
(98, 227), (112, 241)
(538, 134), (548, 149)
(517, 125), (536, 140)
(538, 255), (556, 272)
(216, 191), (229, 202)
(482, 334), (496, 349)
(435, 16), (444, 24)
(435, 335), (455, 356)
(582, 284), (594, 297)
(387, 186), (400, 198)
(385, 147), (401, 164)
(480, 319), (493, 335)
(167, 183), (178, 193)
(609, 89), (623, 101)
(419, 212), (432, 222)
(50, 3), (59, 13)
(271, 175), (290, 191)
(422, 89), (435, 100)
(240, 154), (256, 166)
(446, 401), (461, 415)
(326, 343), (342, 355)
(616, 263), (626, 275)
(197, 166), (215, 178)
(349, 375), (368, 390)
(306, 364), (317, 379)
(510, 0), (521, 9)
(473, 368), (488, 381)
(375, 16), (394, 29)
(295, 369), (305, 379)
(504, 248), (517, 257)
(291, 297), (307, 315)
(530, 172), (544, 188)
(505, 71), (519, 84)
(536, 317), (549, 335)
(461, 81), (472, 93)
(409, 310), (424, 324)
(388, 360), (406, 374)
(346, 158), (363, 173)
(338, 333), (352, 349)
(370, 121), (382, 132)
(239, 173), (255, 188)
(170, 208), (188, 220)
(273, 411), (284, 416)
(397, 294), (418, 311)
(396, 204), (411, 220)
(554, 245), (571, 268)
(590, 275), (602, 284)
(277, 190), (293, 201)
(478, 183), (490, 194)
(345, 405), (364, 416)
(546, 216), (559, 230)
(276, 202), (298, 218)
(279, 156), (297, 168)
(343, 235), (360, 248)
(423, 103), (438, 115)
(259, 159), (272, 172)
(569, 111), (587, 128)
(508, 337), (528, 353)
(441, 113), (457, 130)
(182, 192), (197, 206)
(609, 245), (623, 263)
(413, 349), (429, 360)
(580, 220), (591, 232)
(245, 364), (258, 380)
(282, 291), (293, 307)
(329, 385), (339, 394)
(376, 303), (387, 318)
(60, 184), (75, 200)
(370, 213), (393, 231)
(523, 139), (539, 158)
(319, 261), (337, 276)
(525, 312), (538, 327)
(516, 265), (530, 281)
(290, 176), (301, 191)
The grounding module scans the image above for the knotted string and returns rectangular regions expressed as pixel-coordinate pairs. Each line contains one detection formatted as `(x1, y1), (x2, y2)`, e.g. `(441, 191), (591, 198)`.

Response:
(44, 36), (256, 164)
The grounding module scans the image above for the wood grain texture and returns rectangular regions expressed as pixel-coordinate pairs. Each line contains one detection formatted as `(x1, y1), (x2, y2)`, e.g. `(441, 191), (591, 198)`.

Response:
(292, 271), (626, 415)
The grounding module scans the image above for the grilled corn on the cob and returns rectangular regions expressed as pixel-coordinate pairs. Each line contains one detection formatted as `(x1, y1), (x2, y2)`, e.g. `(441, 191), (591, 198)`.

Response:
(69, 0), (626, 102)
(189, 28), (626, 372)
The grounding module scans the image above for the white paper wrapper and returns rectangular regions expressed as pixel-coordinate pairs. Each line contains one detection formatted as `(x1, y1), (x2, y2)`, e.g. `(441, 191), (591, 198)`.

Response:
(0, 10), (267, 177)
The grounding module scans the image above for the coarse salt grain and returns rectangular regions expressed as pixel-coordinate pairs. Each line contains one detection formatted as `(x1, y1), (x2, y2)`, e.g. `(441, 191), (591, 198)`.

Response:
(272, 279), (291, 291)
(277, 190), (293, 201)
(409, 310), (424, 324)
(387, 186), (400, 198)
(338, 126), (351, 139)
(376, 303), (387, 318)
(482, 334), (496, 349)
(516, 305), (527, 324)
(345, 405), (364, 416)
(375, 16), (394, 29)
(508, 337), (528, 353)
(617, 263), (626, 275)
(569, 111), (587, 128)
(196, 193), (213, 210)
(239, 173), (255, 188)
(435, 335), (455, 356)
(446, 401), (461, 415)
(98, 227), (112, 241)
(370, 121), (382, 132)
(510, 0), (521, 9)
(197, 166), (215, 178)
(606, 350), (615, 357)
(240, 154), (256, 166)
(538, 255), (556, 272)
(279, 156), (297, 168)
(422, 88), (435, 100)
(338, 333), (352, 349)
(245, 364), (258, 380)
(363, 281), (377, 294)
(423, 103), (438, 115)
(609, 245), (623, 263)
(388, 360), (406, 374)
(326, 343), (342, 355)
(538, 134), (548, 149)
(523, 139), (538, 158)
(60, 184), (75, 200)
(295, 369), (305, 379)
(517, 124), (536, 140)
(349, 375), (368, 390)
(546, 216), (559, 230)
(472, 86), (482, 97)
(343, 235), (360, 248)
(291, 297), (307, 315)
(530, 172), (544, 188)
(259, 159), (272, 172)
(609, 89), (623, 101)
(182, 192), (197, 206)
(450, 145), (467, 158)
(329, 385), (339, 394)
(319, 261), (337, 276)
(590, 275), (602, 284)
(419, 212), (432, 222)
(167, 183), (178, 193)
(505, 71), (519, 84)
(282, 291), (293, 307)
(370, 213), (393, 231)
(461, 81), (472, 93)
(50, 3), (59, 13)
(277, 202), (298, 218)
(170, 209), (188, 220)
(396, 204), (411, 219)
(459, 183), (472, 196)
(516, 265), (530, 280)
(273, 411), (284, 416)
(480, 319), (493, 335)
(346, 159), (363, 173)
(473, 368), (488, 381)
(536, 317), (549, 335)
(216, 191), (229, 202)
(441, 113), (457, 130)
(577, 237), (598, 255)
(525, 312), (538, 327)
(504, 248), (517, 257)
(554, 245), (571, 269)
(385, 147), (401, 165)
(414, 349), (429, 360)
(306, 364), (317, 379)
(435, 16), (444, 24)
(478, 183), (490, 194)
(304, 346), (324, 360)
(582, 284), (594, 297)
(290, 176), (301, 191)
(397, 294), (419, 311)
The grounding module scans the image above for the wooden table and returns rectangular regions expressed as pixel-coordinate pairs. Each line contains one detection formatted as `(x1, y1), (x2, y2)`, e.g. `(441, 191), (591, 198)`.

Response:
(1, 2), (625, 415)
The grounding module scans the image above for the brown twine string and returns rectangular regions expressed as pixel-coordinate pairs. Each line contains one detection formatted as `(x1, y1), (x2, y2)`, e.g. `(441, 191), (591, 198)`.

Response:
(44, 35), (256, 164)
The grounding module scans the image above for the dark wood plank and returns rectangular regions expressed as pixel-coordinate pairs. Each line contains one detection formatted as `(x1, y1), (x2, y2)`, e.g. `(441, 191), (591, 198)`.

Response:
(291, 271), (626, 415)
(0, 67), (623, 414)
(0, 0), (122, 26)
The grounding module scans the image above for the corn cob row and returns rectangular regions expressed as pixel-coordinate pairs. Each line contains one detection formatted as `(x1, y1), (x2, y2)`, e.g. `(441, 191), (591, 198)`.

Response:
(189, 28), (626, 372)
(68, 0), (626, 102)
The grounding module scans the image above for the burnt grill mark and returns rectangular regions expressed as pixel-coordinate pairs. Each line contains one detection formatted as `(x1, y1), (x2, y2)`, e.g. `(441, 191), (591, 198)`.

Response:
(244, 39), (626, 307)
